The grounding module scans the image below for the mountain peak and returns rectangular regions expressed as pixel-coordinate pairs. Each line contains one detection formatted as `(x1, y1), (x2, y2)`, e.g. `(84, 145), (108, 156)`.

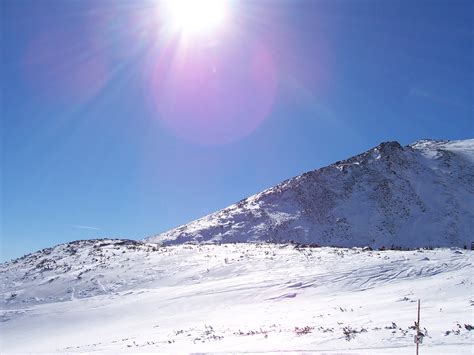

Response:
(377, 140), (403, 150)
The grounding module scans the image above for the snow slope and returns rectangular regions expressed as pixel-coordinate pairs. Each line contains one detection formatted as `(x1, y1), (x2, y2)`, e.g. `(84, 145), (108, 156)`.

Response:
(1, 241), (473, 353)
(146, 139), (474, 248)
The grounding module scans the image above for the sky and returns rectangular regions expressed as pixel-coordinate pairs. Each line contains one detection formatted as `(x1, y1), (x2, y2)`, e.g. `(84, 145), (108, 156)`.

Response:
(1, 0), (473, 261)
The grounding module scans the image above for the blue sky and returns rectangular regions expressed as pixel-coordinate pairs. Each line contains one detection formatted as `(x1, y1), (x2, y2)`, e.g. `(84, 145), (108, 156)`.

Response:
(1, 0), (473, 261)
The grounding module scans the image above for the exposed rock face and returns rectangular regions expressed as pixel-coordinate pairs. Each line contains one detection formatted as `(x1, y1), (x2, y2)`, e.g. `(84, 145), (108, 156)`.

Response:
(146, 139), (474, 248)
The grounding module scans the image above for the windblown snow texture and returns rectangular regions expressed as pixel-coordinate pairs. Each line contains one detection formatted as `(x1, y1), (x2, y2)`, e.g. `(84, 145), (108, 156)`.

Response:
(146, 139), (474, 248)
(1, 243), (472, 353)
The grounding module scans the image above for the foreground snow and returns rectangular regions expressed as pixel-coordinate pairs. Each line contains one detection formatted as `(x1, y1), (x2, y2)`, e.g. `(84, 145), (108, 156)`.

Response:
(1, 242), (472, 353)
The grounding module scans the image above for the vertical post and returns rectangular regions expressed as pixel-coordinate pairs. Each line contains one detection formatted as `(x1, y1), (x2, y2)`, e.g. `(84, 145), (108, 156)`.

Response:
(416, 299), (420, 355)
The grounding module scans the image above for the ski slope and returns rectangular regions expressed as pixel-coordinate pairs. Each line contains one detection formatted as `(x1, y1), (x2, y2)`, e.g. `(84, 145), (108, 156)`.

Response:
(1, 241), (472, 353)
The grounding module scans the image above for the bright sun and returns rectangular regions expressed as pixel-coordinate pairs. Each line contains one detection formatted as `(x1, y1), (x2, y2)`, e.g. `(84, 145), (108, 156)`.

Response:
(166, 0), (227, 35)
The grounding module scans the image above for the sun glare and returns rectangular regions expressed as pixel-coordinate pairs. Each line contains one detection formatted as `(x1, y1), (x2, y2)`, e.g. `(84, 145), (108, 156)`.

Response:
(166, 0), (227, 34)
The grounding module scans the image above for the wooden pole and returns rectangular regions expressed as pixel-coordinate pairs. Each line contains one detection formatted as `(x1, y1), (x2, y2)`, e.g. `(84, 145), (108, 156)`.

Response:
(416, 299), (420, 355)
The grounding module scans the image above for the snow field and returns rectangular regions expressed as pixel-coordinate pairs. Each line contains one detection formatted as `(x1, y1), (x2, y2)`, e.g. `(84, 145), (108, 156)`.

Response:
(1, 243), (472, 353)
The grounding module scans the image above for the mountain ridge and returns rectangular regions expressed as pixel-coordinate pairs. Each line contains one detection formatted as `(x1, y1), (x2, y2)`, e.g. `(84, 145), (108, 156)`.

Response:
(145, 138), (474, 248)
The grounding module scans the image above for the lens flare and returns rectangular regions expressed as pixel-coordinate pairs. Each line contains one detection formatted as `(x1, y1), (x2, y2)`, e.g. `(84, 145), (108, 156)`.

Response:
(150, 38), (277, 145)
(144, 1), (279, 144)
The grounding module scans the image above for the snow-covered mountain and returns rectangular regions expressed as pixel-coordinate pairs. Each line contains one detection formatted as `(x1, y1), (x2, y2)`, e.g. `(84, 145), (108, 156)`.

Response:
(146, 139), (474, 248)
(1, 139), (473, 353)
